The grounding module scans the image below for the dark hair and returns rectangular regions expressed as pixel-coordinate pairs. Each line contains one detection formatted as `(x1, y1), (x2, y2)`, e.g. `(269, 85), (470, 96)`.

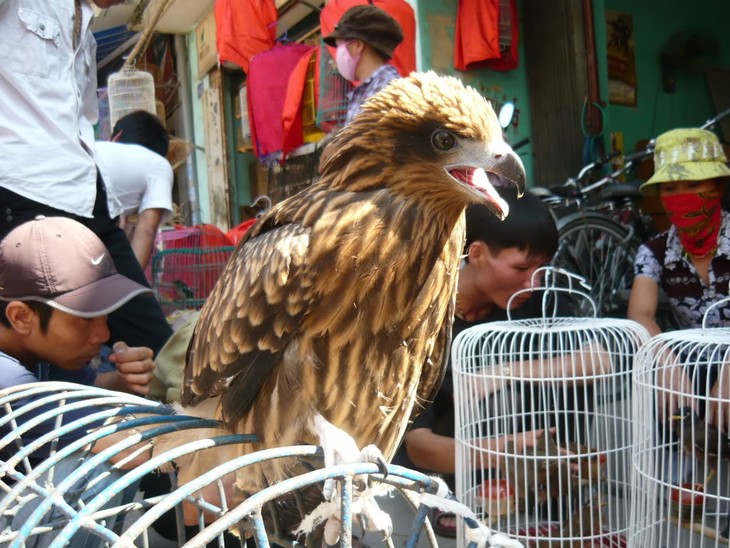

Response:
(0, 300), (54, 333)
(465, 190), (558, 260)
(112, 110), (170, 157)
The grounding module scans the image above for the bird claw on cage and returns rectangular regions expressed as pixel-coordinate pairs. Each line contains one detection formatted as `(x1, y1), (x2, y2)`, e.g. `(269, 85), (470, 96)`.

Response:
(314, 414), (388, 501)
(301, 485), (394, 545)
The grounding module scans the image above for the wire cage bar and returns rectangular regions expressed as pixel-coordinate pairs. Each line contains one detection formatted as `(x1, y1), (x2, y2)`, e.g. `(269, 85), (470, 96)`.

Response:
(629, 324), (730, 547)
(150, 245), (235, 315)
(0, 383), (522, 547)
(453, 269), (650, 547)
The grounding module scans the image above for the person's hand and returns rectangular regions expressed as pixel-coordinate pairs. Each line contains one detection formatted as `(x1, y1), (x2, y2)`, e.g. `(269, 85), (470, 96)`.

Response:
(98, 342), (155, 396)
(503, 427), (555, 454)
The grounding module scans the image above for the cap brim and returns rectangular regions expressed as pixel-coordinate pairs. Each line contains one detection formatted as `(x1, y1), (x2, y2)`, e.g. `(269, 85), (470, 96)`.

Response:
(46, 275), (153, 318)
(640, 161), (730, 195)
(323, 32), (346, 47)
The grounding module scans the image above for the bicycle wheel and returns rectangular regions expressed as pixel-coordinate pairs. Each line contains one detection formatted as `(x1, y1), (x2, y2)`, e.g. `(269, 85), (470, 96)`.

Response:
(552, 212), (640, 317)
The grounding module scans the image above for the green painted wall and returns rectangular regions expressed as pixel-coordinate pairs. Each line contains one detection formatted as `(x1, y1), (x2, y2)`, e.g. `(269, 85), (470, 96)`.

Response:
(594, 0), (730, 154)
(416, 0), (535, 182)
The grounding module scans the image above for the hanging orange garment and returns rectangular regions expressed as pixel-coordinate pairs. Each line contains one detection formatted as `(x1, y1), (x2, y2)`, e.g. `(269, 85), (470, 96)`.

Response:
(453, 0), (500, 71)
(281, 48), (319, 159)
(320, 0), (416, 77)
(215, 0), (278, 73)
(454, 0), (519, 72)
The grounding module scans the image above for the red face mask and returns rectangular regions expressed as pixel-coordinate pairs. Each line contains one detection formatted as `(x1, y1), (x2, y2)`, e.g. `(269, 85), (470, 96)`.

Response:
(660, 192), (722, 258)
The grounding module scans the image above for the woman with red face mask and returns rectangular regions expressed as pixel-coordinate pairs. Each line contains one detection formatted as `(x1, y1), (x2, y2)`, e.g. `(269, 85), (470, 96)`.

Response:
(628, 128), (730, 434)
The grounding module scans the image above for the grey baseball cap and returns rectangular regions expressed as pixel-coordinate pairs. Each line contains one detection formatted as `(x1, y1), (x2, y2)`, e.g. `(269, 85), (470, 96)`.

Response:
(0, 216), (152, 318)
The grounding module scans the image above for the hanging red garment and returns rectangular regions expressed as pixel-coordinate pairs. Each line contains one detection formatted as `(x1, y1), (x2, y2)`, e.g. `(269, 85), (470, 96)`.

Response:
(454, 0), (519, 72)
(247, 43), (316, 161)
(215, 0), (278, 73)
(281, 47), (319, 159)
(320, 0), (416, 77)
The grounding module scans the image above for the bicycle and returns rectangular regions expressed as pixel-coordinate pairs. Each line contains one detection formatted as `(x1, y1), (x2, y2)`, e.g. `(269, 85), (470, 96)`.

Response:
(533, 106), (730, 321)
(531, 149), (651, 319)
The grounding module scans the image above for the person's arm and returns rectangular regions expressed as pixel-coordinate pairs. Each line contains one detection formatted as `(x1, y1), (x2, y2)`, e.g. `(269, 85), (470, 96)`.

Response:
(508, 342), (612, 383)
(129, 208), (163, 270)
(466, 342), (612, 400)
(404, 428), (456, 474)
(627, 275), (662, 336)
(95, 342), (155, 396)
(404, 427), (549, 473)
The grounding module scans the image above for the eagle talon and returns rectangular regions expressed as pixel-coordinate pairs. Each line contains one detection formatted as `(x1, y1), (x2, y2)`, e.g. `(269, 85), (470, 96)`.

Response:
(360, 445), (388, 478)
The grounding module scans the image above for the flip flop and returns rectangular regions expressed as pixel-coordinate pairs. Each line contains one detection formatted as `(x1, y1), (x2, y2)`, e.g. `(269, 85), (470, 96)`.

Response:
(431, 508), (457, 538)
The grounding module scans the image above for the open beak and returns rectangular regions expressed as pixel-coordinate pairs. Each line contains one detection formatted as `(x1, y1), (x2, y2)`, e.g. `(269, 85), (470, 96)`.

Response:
(446, 140), (526, 220)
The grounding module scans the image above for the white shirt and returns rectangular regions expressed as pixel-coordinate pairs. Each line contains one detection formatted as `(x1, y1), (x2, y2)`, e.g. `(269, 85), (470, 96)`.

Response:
(95, 141), (173, 222)
(0, 0), (99, 217)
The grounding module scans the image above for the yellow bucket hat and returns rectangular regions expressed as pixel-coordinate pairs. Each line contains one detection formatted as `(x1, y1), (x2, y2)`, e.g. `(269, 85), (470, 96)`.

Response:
(639, 128), (730, 195)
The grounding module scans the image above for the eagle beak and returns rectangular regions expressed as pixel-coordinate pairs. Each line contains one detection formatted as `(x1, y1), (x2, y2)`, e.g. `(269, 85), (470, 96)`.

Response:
(478, 145), (526, 220)
(446, 141), (526, 220)
(486, 143), (526, 198)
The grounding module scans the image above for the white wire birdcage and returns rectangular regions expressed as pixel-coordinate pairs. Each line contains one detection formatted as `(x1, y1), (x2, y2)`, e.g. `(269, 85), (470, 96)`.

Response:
(107, 65), (157, 130)
(629, 297), (730, 547)
(0, 382), (524, 547)
(453, 268), (650, 547)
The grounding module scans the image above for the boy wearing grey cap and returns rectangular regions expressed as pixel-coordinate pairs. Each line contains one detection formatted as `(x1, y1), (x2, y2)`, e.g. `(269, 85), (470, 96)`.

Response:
(0, 216), (156, 448)
(0, 215), (157, 396)
(0, 215), (160, 545)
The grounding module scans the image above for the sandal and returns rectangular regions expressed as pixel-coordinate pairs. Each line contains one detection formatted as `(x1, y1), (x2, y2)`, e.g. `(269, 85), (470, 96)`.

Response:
(431, 508), (457, 538)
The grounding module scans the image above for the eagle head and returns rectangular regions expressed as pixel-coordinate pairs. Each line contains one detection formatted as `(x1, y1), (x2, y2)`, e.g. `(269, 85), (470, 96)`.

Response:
(321, 71), (526, 220)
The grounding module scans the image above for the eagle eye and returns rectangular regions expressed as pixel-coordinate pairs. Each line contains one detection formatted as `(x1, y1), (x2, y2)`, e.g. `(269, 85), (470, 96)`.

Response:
(431, 130), (456, 151)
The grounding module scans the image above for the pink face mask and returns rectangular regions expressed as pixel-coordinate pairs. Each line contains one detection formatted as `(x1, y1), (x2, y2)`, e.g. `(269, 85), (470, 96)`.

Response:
(335, 42), (360, 82)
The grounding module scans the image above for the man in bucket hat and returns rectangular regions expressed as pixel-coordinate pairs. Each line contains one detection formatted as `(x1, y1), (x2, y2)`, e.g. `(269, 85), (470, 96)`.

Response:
(628, 127), (730, 447)
(324, 4), (404, 125)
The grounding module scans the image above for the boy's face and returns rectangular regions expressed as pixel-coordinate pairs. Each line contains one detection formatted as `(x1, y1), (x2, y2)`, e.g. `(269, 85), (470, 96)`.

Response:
(27, 308), (110, 369)
(479, 246), (550, 310)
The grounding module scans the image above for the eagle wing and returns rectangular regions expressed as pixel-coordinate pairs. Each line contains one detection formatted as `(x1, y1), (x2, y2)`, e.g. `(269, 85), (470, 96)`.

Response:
(182, 216), (314, 425)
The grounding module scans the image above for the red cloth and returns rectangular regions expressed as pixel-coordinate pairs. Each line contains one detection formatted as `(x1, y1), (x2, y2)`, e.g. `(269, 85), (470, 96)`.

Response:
(281, 47), (319, 159)
(320, 0), (416, 77)
(247, 43), (316, 160)
(215, 0), (278, 73)
(226, 218), (258, 246)
(454, 0), (519, 72)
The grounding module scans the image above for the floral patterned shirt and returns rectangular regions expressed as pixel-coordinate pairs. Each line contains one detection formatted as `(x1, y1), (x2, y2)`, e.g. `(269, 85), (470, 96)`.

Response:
(345, 64), (400, 126)
(634, 210), (730, 329)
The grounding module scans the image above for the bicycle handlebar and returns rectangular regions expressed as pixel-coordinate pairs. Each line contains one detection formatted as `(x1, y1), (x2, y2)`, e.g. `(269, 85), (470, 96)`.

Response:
(575, 149), (621, 181)
(702, 106), (730, 130)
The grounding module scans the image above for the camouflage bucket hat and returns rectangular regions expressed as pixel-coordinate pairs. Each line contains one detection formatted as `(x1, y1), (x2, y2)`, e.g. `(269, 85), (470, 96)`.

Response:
(639, 128), (730, 195)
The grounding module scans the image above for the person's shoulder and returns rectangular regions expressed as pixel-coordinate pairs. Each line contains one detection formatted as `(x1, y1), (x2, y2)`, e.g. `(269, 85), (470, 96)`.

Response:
(95, 141), (156, 158)
(642, 229), (671, 255)
(0, 351), (39, 390)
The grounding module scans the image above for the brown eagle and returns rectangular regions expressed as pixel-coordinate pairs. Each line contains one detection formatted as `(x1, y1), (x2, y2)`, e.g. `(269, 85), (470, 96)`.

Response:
(168, 71), (525, 530)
